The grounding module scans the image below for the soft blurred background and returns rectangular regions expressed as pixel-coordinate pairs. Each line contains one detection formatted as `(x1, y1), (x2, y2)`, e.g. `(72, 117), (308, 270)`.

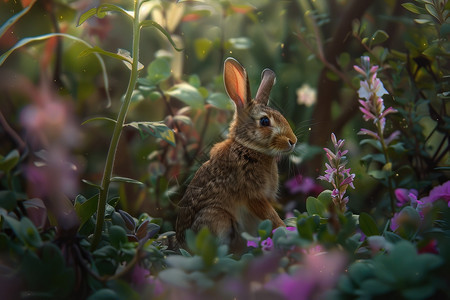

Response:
(1, 0), (448, 231)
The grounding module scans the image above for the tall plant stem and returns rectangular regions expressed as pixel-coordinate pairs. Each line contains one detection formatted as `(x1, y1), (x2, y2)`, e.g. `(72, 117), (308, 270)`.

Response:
(91, 0), (141, 250)
(377, 122), (396, 216)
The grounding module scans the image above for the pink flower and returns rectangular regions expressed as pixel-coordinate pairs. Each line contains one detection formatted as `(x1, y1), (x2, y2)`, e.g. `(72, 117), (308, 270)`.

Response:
(264, 251), (346, 300)
(421, 181), (450, 207)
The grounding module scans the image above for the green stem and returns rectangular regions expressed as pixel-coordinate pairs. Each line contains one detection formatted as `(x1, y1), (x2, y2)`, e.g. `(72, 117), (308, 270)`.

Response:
(376, 121), (396, 216)
(91, 0), (141, 250)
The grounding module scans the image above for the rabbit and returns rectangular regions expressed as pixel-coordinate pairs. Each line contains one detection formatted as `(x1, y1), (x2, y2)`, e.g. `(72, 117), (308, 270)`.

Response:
(176, 58), (297, 254)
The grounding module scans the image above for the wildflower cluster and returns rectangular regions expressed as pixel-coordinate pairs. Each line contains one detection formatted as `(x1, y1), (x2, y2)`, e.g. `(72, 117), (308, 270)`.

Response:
(354, 56), (399, 145)
(318, 133), (355, 212)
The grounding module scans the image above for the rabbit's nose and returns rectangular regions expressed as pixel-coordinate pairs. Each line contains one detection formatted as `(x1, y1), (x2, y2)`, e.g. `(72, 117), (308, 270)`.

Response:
(288, 139), (296, 147)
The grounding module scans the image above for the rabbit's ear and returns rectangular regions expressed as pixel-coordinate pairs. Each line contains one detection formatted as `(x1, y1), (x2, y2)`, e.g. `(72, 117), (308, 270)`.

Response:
(255, 68), (276, 105)
(224, 58), (251, 109)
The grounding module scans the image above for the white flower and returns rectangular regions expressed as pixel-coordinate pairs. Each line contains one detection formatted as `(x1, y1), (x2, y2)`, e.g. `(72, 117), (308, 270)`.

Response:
(357, 78), (388, 101)
(296, 84), (317, 107)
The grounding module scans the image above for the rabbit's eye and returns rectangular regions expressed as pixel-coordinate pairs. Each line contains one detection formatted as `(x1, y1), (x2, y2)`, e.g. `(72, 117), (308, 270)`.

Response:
(260, 116), (270, 127)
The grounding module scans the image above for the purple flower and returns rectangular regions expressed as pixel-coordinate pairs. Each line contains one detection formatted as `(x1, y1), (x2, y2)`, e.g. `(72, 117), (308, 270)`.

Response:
(395, 188), (418, 207)
(390, 212), (401, 231)
(247, 238), (260, 248)
(421, 181), (450, 207)
(318, 133), (355, 212)
(261, 237), (274, 252)
(285, 174), (323, 195)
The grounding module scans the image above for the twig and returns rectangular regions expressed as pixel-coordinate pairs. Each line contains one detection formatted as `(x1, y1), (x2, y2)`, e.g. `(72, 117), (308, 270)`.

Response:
(0, 109), (26, 152)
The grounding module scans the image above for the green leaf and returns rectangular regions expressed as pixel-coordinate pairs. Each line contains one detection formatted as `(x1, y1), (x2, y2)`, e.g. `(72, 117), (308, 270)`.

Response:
(425, 4), (441, 22)
(258, 219), (273, 239)
(111, 176), (144, 185)
(159, 269), (190, 288)
(166, 83), (204, 109)
(81, 179), (103, 190)
(317, 190), (332, 207)
(20, 217), (42, 248)
(195, 228), (217, 267)
(194, 38), (213, 60)
(86, 289), (121, 300)
(402, 3), (427, 14)
(0, 0), (36, 38)
(140, 20), (183, 51)
(402, 285), (436, 300)
(297, 215), (319, 241)
(368, 169), (391, 180)
(0, 149), (20, 172)
(360, 139), (382, 151)
(74, 194), (99, 228)
(348, 261), (374, 285)
(77, 4), (132, 27)
(82, 117), (117, 126)
(166, 255), (204, 272)
(360, 279), (392, 295)
(0, 33), (112, 107)
(369, 30), (389, 47)
(361, 153), (386, 165)
(306, 196), (327, 217)
(0, 191), (17, 211)
(79, 46), (132, 64)
(116, 48), (144, 71)
(359, 212), (379, 237)
(207, 93), (233, 110)
(147, 58), (172, 85)
(126, 121), (175, 146)
(109, 225), (127, 249)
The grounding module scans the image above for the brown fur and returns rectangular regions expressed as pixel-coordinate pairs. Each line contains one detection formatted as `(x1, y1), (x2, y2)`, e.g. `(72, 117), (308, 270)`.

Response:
(176, 58), (297, 254)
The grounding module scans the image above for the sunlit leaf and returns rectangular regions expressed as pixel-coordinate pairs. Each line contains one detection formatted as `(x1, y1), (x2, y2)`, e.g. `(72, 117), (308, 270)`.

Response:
(126, 121), (176, 146)
(82, 179), (103, 190)
(0, 0), (36, 38)
(425, 4), (441, 23)
(0, 33), (112, 107)
(207, 92), (233, 110)
(166, 83), (204, 109)
(147, 57), (172, 85)
(370, 30), (389, 47)
(82, 117), (117, 126)
(111, 176), (144, 185)
(228, 37), (253, 50)
(80, 46), (132, 64)
(194, 38), (213, 60)
(402, 3), (427, 14)
(140, 20), (183, 51)
(117, 48), (144, 71)
(77, 4), (132, 27)
(0, 149), (20, 173)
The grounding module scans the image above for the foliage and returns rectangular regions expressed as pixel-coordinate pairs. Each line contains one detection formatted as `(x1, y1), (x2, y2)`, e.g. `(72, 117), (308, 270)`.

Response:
(0, 0), (449, 299)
